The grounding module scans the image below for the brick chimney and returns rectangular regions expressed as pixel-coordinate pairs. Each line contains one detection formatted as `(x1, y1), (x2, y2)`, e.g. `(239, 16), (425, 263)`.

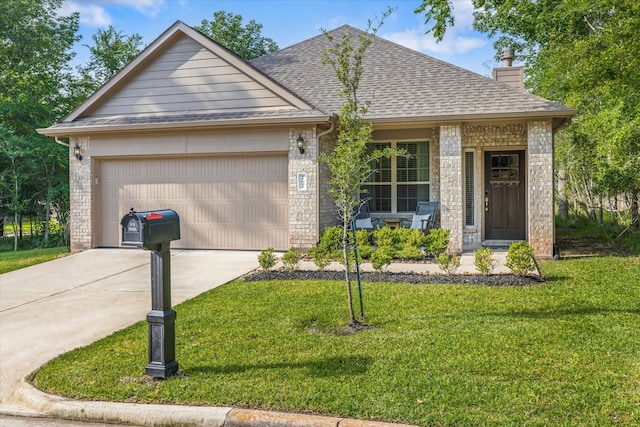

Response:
(492, 49), (524, 90)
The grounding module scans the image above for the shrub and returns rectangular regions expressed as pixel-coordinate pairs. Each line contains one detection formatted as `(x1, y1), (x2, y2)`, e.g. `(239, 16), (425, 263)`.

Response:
(397, 245), (424, 261)
(395, 228), (427, 260)
(371, 247), (393, 272)
(258, 247), (276, 271)
(506, 241), (537, 276)
(474, 247), (497, 275)
(436, 253), (461, 274)
(355, 229), (373, 260)
(424, 228), (450, 257)
(308, 246), (331, 270)
(316, 226), (344, 260)
(282, 247), (301, 271)
(373, 226), (400, 253)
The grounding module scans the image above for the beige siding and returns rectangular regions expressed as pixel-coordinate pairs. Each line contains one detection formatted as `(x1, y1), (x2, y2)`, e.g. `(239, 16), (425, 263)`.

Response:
(90, 128), (289, 157)
(97, 154), (289, 250)
(88, 35), (294, 118)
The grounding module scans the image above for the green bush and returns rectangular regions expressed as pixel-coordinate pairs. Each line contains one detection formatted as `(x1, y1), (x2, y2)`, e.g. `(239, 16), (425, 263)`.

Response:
(282, 247), (301, 271)
(506, 241), (537, 276)
(396, 228), (427, 260)
(474, 247), (497, 275)
(355, 229), (373, 260)
(372, 226), (400, 251)
(258, 247), (276, 271)
(316, 226), (344, 260)
(424, 228), (450, 257)
(308, 246), (331, 270)
(371, 247), (393, 272)
(436, 253), (461, 274)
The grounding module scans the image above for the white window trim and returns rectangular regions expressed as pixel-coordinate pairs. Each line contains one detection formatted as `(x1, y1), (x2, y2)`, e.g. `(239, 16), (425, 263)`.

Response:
(367, 140), (430, 214)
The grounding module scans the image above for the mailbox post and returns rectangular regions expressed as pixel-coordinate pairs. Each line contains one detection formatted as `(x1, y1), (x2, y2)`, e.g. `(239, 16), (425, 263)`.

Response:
(121, 208), (180, 379)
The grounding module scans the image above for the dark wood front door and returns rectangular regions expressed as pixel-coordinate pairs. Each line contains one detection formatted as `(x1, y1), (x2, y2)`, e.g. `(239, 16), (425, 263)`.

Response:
(484, 151), (526, 240)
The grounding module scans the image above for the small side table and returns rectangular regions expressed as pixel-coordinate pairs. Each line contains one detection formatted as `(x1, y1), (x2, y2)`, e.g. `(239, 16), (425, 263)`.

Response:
(385, 219), (401, 229)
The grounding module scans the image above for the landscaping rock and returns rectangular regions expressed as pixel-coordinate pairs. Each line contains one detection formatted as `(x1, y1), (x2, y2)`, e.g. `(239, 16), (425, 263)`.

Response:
(243, 269), (543, 286)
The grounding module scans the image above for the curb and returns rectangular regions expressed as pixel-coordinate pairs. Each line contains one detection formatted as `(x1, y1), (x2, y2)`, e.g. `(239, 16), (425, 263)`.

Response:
(13, 380), (419, 427)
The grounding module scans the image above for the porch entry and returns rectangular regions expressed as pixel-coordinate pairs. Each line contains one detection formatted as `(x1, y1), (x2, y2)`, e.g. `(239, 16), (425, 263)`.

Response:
(484, 150), (525, 240)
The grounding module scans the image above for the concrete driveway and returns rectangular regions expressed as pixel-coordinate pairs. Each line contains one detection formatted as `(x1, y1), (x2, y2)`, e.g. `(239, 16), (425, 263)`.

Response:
(0, 249), (258, 414)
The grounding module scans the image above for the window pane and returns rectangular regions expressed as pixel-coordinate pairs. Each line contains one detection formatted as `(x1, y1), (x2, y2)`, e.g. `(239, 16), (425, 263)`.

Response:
(362, 185), (391, 213)
(397, 142), (429, 183)
(366, 143), (392, 183)
(397, 184), (429, 212)
(465, 151), (474, 226)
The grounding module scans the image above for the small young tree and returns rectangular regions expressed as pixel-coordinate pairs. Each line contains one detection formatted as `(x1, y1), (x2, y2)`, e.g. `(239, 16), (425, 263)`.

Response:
(320, 8), (394, 325)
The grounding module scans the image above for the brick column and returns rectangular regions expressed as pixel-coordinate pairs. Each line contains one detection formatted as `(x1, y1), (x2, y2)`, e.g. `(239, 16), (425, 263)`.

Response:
(69, 136), (92, 251)
(439, 125), (463, 253)
(288, 128), (318, 249)
(527, 121), (554, 258)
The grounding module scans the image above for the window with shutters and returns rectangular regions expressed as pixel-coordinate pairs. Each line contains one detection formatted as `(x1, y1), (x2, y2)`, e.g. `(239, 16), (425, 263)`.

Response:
(464, 151), (475, 227)
(362, 141), (430, 213)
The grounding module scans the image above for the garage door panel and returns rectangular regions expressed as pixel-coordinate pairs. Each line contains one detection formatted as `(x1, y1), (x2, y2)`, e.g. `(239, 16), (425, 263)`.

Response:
(98, 155), (289, 250)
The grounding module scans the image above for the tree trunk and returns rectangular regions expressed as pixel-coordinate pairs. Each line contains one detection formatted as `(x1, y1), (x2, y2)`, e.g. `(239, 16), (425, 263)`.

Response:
(44, 180), (52, 242)
(342, 227), (356, 325)
(631, 192), (640, 229)
(556, 170), (569, 220)
(13, 213), (18, 252)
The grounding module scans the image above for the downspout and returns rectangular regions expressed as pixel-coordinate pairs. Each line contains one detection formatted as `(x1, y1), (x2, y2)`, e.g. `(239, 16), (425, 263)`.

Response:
(55, 137), (70, 147)
(314, 117), (336, 247)
(317, 116), (336, 139)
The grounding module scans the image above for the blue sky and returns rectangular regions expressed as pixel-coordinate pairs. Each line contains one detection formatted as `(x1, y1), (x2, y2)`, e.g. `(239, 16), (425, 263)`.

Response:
(59, 0), (503, 76)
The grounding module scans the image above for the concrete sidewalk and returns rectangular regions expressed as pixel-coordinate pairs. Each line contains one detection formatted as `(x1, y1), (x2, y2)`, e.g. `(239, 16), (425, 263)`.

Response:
(1, 248), (510, 427)
(0, 249), (259, 421)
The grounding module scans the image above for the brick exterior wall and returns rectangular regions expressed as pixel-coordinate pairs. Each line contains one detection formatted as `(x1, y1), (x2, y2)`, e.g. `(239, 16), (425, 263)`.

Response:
(439, 124), (464, 253)
(69, 137), (92, 252)
(527, 120), (554, 257)
(461, 123), (528, 248)
(318, 131), (337, 234)
(288, 128), (319, 249)
(455, 121), (554, 257)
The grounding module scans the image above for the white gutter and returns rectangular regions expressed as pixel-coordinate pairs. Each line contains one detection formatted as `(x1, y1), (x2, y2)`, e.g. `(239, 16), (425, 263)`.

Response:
(54, 137), (69, 147)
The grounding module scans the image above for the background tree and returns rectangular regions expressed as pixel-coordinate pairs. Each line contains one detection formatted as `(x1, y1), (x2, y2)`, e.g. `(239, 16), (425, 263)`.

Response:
(74, 25), (144, 101)
(321, 8), (395, 326)
(0, 0), (78, 246)
(415, 0), (640, 227)
(195, 10), (278, 60)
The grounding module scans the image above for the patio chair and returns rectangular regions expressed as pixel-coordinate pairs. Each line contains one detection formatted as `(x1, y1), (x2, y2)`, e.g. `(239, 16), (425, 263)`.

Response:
(353, 203), (384, 231)
(409, 201), (439, 233)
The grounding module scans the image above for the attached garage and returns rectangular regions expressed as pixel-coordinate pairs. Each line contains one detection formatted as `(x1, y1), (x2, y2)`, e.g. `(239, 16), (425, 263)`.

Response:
(95, 154), (289, 250)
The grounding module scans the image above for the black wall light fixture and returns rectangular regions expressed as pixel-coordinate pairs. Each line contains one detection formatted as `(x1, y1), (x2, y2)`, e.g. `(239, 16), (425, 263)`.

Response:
(73, 143), (83, 161)
(297, 134), (305, 154)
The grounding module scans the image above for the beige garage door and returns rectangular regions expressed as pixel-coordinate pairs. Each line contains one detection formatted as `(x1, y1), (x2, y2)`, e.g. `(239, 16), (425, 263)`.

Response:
(97, 154), (289, 250)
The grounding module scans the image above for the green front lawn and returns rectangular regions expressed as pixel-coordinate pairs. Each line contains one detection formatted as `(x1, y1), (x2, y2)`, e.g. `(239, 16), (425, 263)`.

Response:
(0, 246), (69, 274)
(33, 256), (640, 426)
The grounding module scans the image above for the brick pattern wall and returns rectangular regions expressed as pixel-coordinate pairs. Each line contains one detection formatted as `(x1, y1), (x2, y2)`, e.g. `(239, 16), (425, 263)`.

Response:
(462, 123), (528, 248)
(527, 120), (554, 257)
(439, 125), (463, 253)
(288, 128), (319, 249)
(318, 132), (337, 234)
(69, 137), (92, 251)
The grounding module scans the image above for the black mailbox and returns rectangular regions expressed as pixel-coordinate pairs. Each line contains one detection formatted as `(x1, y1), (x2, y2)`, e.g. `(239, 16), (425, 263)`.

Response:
(121, 209), (180, 249)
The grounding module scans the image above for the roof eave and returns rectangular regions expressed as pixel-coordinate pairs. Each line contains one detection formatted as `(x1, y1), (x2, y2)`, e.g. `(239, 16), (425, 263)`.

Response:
(369, 110), (578, 130)
(37, 115), (333, 137)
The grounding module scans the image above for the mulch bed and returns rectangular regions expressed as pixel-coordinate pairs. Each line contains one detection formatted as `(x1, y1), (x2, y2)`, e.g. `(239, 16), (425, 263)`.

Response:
(243, 269), (544, 286)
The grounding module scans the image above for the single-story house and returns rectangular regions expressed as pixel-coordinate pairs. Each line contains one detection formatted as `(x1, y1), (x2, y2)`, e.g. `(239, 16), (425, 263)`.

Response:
(39, 21), (576, 257)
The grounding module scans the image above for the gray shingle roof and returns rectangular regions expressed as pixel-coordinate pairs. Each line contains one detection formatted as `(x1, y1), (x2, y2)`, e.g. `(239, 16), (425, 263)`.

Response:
(251, 25), (573, 121)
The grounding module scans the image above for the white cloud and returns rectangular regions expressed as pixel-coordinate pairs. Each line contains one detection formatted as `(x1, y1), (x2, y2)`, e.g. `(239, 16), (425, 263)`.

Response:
(382, 28), (486, 55)
(59, 1), (112, 27)
(381, 0), (486, 56)
(59, 0), (166, 27)
(107, 0), (166, 17)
